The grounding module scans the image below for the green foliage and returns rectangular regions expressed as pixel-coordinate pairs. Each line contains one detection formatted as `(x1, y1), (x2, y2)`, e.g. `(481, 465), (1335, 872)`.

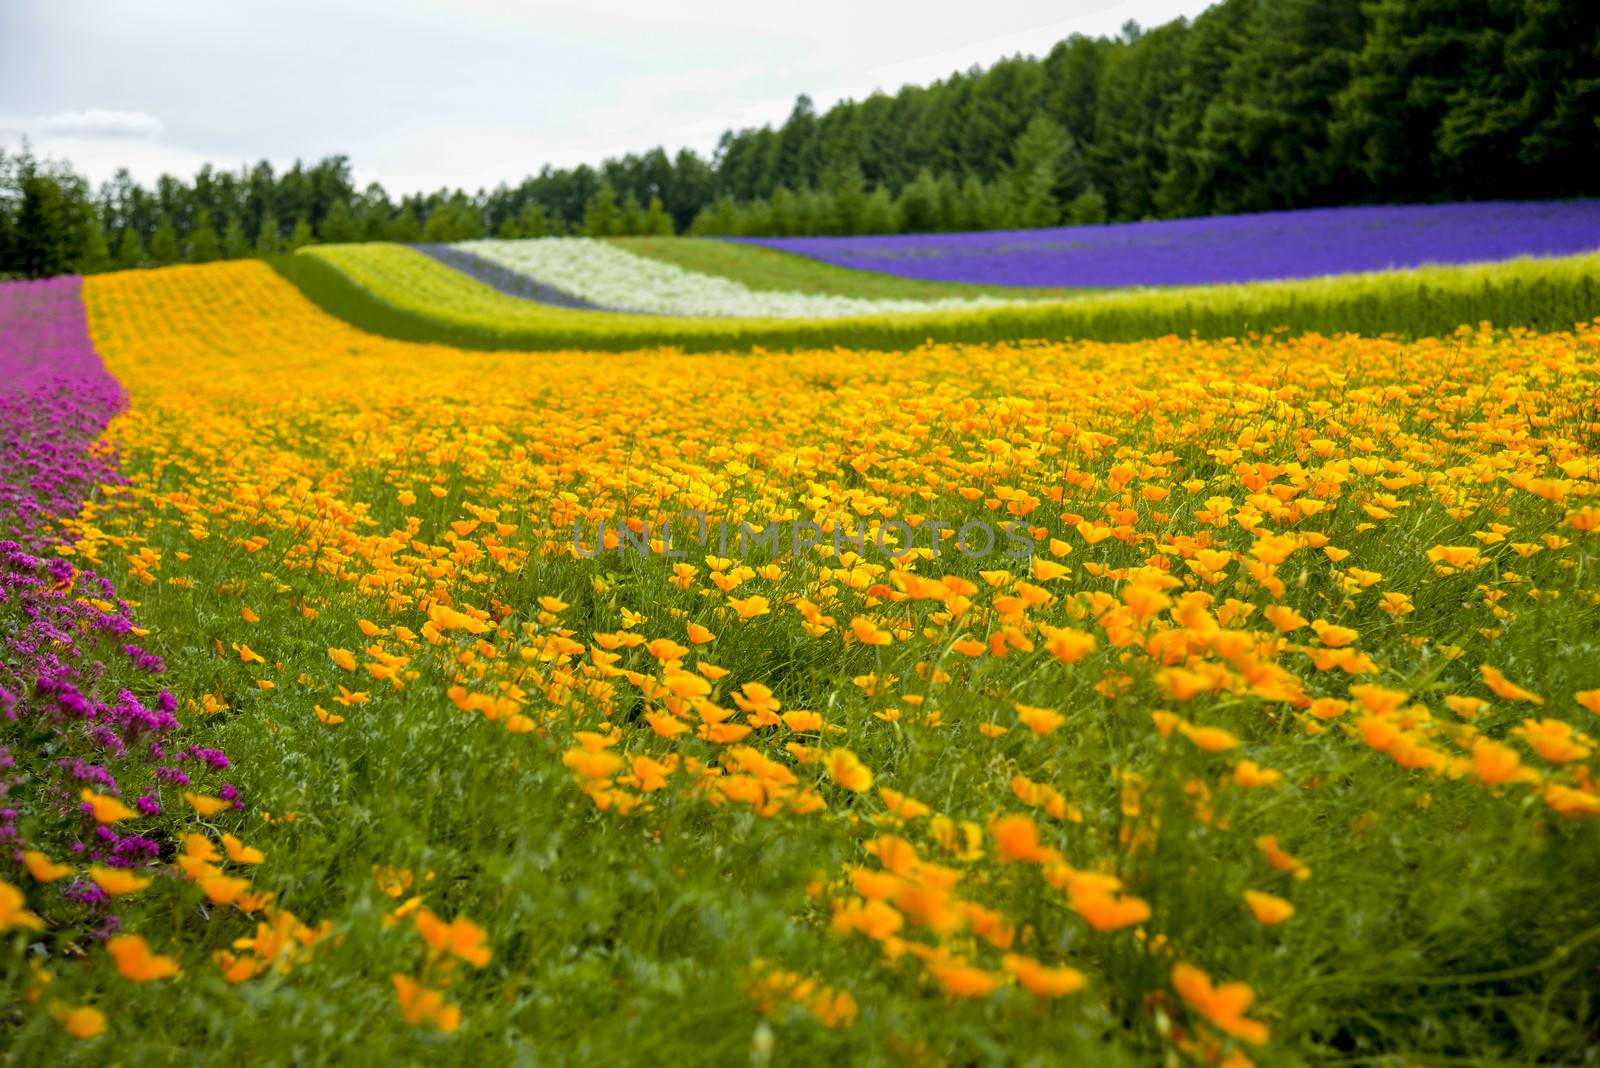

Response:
(254, 211), (283, 256)
(2, 160), (98, 278)
(1009, 114), (1079, 227)
(288, 218), (317, 250)
(222, 217), (249, 259)
(75, 212), (112, 273)
(582, 181), (620, 237)
(186, 208), (221, 263)
(149, 215), (181, 265)
(1066, 189), (1108, 226)
(319, 198), (358, 243)
(387, 205), (422, 243)
(497, 200), (551, 239)
(641, 195), (674, 236)
(114, 227), (147, 270)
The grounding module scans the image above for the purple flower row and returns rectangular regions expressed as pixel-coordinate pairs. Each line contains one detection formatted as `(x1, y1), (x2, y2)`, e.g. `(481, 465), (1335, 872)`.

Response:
(0, 277), (236, 933)
(738, 200), (1600, 288)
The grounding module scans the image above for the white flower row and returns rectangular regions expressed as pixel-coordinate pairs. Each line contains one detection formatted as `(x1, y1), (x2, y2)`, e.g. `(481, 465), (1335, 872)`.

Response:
(454, 238), (1025, 319)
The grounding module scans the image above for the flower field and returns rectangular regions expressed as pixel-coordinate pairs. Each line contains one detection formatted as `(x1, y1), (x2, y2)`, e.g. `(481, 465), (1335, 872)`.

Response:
(2, 250), (1599, 1065)
(455, 238), (1030, 318)
(746, 201), (1600, 287)
(280, 240), (1600, 352)
(611, 237), (1075, 301)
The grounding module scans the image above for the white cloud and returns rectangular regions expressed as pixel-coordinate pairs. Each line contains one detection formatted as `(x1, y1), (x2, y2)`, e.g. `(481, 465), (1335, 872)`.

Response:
(32, 108), (165, 139)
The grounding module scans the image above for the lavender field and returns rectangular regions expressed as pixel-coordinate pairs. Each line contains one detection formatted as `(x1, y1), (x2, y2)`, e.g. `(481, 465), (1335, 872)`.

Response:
(743, 201), (1600, 288)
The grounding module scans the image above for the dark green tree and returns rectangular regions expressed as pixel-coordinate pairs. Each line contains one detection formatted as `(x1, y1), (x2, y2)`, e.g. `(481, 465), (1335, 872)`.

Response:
(222, 217), (249, 259)
(319, 198), (357, 243)
(287, 217), (316, 250)
(641, 196), (674, 236)
(186, 209), (221, 262)
(114, 227), (147, 270)
(254, 211), (283, 255)
(581, 180), (620, 236)
(149, 214), (181, 265)
(76, 217), (112, 274)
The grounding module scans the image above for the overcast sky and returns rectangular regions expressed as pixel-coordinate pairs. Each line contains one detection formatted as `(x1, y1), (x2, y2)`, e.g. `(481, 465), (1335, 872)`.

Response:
(1, 1), (1211, 196)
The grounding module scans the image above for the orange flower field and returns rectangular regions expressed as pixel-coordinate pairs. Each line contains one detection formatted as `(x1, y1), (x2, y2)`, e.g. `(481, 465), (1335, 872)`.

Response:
(2, 258), (1598, 1064)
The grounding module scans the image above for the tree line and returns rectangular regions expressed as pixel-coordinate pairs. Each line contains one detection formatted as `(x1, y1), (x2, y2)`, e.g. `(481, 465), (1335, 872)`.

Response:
(3, 0), (1595, 278)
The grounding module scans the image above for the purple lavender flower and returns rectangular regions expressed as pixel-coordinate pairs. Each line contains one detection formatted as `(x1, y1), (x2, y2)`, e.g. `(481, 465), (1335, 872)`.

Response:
(740, 200), (1600, 287)
(0, 275), (238, 928)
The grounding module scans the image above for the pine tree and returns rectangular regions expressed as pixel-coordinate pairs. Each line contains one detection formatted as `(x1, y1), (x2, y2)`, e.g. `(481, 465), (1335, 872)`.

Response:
(1008, 115), (1074, 227)
(222, 217), (249, 259)
(287, 217), (316, 250)
(76, 219), (112, 274)
(319, 198), (357, 243)
(1066, 189), (1108, 225)
(114, 227), (146, 269)
(149, 215), (181, 265)
(255, 211), (283, 255)
(187, 208), (221, 262)
(13, 176), (81, 278)
(738, 199), (775, 236)
(687, 196), (739, 236)
(956, 176), (989, 231)
(768, 186), (798, 235)
(617, 193), (644, 235)
(387, 206), (422, 243)
(642, 195), (673, 235)
(896, 169), (944, 234)
(517, 201), (550, 237)
(1017, 163), (1062, 228)
(860, 186), (900, 235)
(823, 165), (868, 235)
(934, 172), (962, 232)
(582, 181), (620, 236)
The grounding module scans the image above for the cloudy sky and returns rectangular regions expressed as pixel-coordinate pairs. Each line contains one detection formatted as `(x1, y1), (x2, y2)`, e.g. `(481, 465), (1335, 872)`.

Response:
(1, 0), (1211, 195)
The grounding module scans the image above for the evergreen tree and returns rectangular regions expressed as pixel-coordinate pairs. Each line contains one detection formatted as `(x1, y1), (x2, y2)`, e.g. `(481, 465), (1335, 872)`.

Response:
(1008, 115), (1076, 227)
(149, 214), (181, 265)
(499, 201), (550, 238)
(76, 219), (112, 274)
(187, 208), (221, 262)
(738, 198), (775, 236)
(641, 196), (674, 236)
(114, 227), (146, 270)
(617, 193), (644, 236)
(581, 181), (620, 236)
(319, 198), (357, 243)
(687, 196), (739, 236)
(12, 176), (82, 278)
(222, 217), (249, 259)
(255, 211), (283, 255)
(1066, 189), (1108, 225)
(386, 206), (421, 243)
(860, 186), (901, 235)
(934, 172), (962, 232)
(896, 168), (945, 234)
(822, 164), (868, 235)
(767, 186), (798, 235)
(287, 217), (316, 250)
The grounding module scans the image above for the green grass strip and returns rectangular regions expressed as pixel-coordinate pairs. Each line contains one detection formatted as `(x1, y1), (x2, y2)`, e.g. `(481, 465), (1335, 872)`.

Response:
(272, 243), (1600, 353)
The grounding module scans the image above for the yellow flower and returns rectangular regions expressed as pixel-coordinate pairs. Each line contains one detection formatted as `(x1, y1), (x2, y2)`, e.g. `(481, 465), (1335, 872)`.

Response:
(1243, 889), (1295, 924)
(107, 935), (181, 981)
(825, 749), (873, 792)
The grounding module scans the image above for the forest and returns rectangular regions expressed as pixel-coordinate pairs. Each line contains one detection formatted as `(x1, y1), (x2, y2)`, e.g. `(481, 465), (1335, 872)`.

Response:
(2, 0), (1596, 279)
